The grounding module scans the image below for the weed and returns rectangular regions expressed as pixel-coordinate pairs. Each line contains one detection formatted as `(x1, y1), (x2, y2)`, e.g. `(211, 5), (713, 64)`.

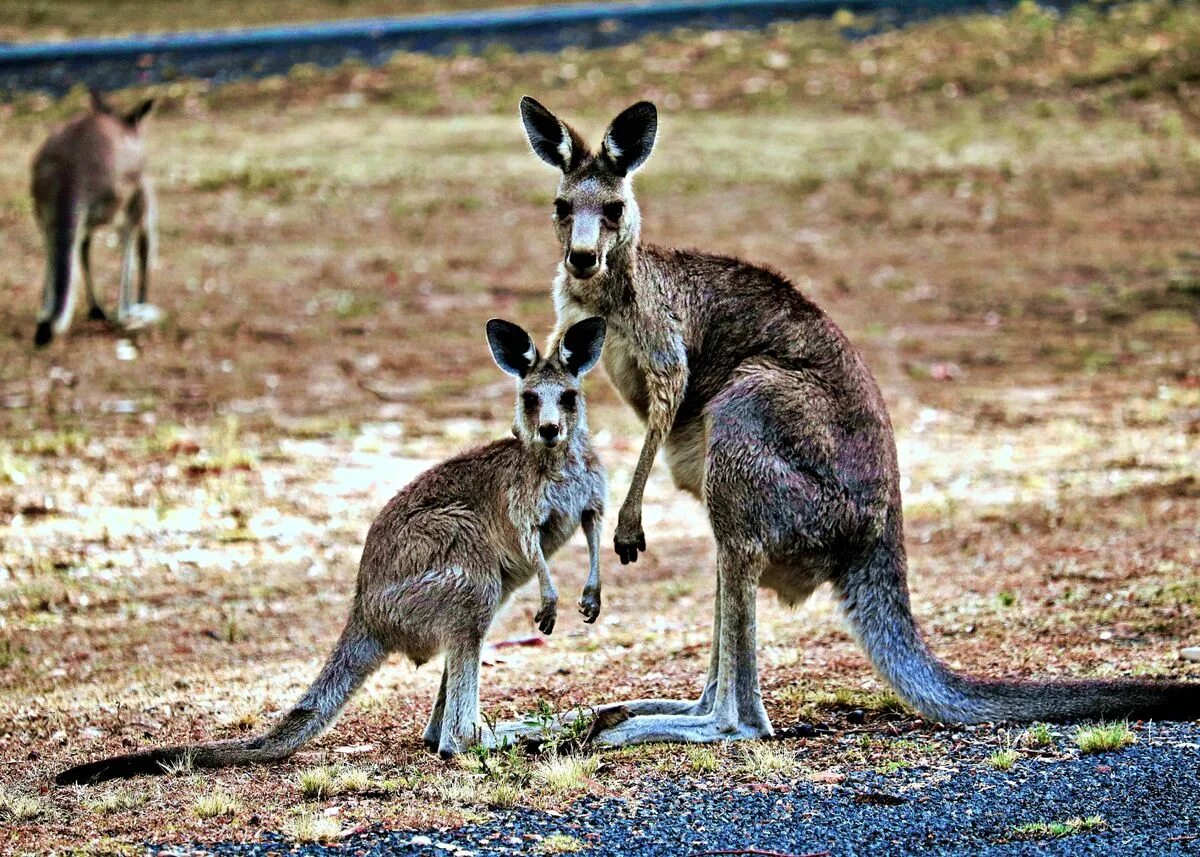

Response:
(1010, 815), (1105, 840)
(298, 765), (373, 799)
(738, 742), (801, 779)
(1020, 723), (1055, 749)
(539, 833), (587, 854)
(987, 749), (1019, 771)
(158, 750), (195, 776)
(531, 755), (600, 793)
(0, 789), (48, 821)
(193, 788), (239, 819)
(684, 745), (720, 773)
(84, 789), (147, 815)
(1074, 722), (1135, 754)
(285, 810), (342, 844)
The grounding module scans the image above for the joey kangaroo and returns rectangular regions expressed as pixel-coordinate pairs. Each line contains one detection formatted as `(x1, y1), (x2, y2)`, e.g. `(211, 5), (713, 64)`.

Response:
(30, 89), (160, 347)
(519, 96), (1200, 744)
(56, 317), (609, 784)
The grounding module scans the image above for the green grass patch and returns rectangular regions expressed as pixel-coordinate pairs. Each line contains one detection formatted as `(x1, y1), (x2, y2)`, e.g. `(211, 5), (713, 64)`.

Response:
(1010, 815), (1105, 840)
(1074, 722), (1136, 754)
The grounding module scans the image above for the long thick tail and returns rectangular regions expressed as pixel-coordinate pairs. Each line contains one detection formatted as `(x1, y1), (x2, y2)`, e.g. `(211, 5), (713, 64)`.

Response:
(837, 510), (1200, 724)
(35, 179), (80, 347)
(56, 623), (385, 785)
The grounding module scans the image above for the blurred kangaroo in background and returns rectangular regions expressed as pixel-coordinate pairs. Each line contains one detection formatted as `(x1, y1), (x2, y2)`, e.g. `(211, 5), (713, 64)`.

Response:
(57, 317), (609, 784)
(520, 96), (1200, 744)
(30, 89), (159, 347)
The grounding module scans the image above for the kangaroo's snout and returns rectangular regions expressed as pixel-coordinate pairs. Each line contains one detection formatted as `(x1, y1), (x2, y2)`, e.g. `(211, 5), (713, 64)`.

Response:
(538, 423), (560, 445)
(566, 249), (599, 278)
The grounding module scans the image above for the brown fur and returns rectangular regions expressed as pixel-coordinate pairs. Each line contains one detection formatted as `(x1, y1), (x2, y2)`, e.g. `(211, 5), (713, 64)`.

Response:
(520, 96), (1200, 743)
(56, 319), (608, 784)
(30, 89), (157, 346)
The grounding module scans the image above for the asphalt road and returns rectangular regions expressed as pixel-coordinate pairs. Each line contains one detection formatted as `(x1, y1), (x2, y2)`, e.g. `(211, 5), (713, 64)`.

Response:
(149, 722), (1200, 857)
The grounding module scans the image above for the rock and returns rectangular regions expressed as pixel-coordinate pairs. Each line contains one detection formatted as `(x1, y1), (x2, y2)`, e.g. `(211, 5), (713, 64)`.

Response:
(1181, 647), (1200, 662)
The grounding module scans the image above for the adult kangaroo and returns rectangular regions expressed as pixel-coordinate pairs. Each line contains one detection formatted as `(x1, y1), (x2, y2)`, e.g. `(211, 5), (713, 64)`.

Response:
(30, 88), (160, 347)
(519, 96), (1199, 744)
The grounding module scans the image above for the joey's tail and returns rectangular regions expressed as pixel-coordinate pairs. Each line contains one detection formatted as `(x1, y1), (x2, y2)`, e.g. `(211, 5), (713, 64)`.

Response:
(35, 178), (82, 347)
(56, 623), (385, 785)
(837, 510), (1200, 724)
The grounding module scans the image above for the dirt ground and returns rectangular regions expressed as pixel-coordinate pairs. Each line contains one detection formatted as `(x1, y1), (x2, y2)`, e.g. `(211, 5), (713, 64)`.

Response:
(0, 4), (1198, 853)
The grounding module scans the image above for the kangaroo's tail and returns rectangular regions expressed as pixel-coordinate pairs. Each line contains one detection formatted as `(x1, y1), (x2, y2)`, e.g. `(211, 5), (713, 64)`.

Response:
(56, 623), (385, 785)
(836, 510), (1200, 724)
(35, 179), (81, 347)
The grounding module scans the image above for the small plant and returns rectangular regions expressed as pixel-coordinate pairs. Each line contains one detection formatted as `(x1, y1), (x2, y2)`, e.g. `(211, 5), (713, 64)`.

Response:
(996, 590), (1017, 607)
(285, 809), (342, 844)
(84, 788), (147, 815)
(0, 789), (47, 822)
(1020, 722), (1054, 749)
(482, 781), (522, 808)
(738, 742), (800, 779)
(1074, 722), (1135, 754)
(297, 765), (373, 799)
(539, 833), (587, 854)
(1010, 815), (1105, 840)
(684, 745), (720, 773)
(193, 788), (239, 819)
(531, 755), (600, 793)
(158, 750), (195, 776)
(987, 749), (1019, 771)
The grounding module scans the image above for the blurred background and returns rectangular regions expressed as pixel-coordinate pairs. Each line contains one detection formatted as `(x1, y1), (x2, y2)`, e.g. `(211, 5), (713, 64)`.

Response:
(0, 1), (1197, 848)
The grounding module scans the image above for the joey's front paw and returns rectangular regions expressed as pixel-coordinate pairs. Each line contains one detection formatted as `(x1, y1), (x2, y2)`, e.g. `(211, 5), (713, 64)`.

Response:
(614, 513), (646, 565)
(578, 588), (602, 624)
(535, 598), (558, 635)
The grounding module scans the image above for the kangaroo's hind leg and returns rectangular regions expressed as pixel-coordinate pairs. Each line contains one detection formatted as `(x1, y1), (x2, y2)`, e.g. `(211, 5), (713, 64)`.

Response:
(422, 669), (448, 751)
(81, 232), (108, 321)
(436, 636), (484, 759)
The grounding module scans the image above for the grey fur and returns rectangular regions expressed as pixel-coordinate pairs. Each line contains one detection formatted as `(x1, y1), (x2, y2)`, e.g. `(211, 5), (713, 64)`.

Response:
(30, 89), (160, 347)
(521, 97), (1200, 743)
(56, 318), (608, 784)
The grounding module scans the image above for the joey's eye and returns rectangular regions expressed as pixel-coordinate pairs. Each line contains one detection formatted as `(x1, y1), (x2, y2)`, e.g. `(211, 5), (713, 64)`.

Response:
(559, 390), (577, 410)
(522, 392), (538, 411)
(602, 201), (624, 223)
(554, 199), (572, 219)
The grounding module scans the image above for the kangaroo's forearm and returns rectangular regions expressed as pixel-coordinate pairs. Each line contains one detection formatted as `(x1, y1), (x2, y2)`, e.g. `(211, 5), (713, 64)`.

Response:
(582, 508), (603, 593)
(624, 347), (686, 512)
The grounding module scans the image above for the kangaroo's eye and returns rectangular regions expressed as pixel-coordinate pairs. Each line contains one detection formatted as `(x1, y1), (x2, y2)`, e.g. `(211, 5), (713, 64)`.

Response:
(554, 199), (572, 219)
(602, 201), (624, 224)
(522, 392), (538, 411)
(559, 390), (578, 410)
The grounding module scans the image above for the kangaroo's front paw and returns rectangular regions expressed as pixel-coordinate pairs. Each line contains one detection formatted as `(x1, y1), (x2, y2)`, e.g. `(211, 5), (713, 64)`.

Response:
(578, 588), (602, 624)
(614, 511), (646, 565)
(535, 598), (558, 635)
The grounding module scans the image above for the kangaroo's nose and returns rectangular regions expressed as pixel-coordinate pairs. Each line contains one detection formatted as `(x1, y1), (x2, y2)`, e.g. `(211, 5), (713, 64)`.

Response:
(538, 424), (560, 441)
(568, 250), (597, 271)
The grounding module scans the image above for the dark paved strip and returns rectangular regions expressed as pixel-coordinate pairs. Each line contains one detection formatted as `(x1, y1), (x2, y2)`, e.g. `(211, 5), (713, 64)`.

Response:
(1, 0), (1050, 98)
(149, 722), (1200, 857)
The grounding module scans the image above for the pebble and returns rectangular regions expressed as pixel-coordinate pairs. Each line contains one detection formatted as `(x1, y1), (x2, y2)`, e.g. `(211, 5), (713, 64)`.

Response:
(1180, 647), (1200, 662)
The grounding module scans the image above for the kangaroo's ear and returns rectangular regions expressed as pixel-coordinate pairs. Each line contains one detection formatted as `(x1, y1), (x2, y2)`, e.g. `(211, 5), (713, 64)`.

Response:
(88, 88), (115, 115)
(487, 318), (538, 378)
(601, 101), (657, 176)
(124, 98), (157, 128)
(559, 317), (606, 376)
(520, 96), (585, 172)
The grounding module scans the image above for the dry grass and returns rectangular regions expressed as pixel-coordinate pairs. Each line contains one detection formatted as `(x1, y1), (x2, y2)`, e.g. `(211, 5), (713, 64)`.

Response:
(531, 755), (601, 794)
(193, 788), (240, 820)
(738, 742), (802, 779)
(83, 788), (148, 816)
(538, 833), (588, 854)
(0, 789), (49, 822)
(284, 810), (342, 844)
(0, 6), (1197, 850)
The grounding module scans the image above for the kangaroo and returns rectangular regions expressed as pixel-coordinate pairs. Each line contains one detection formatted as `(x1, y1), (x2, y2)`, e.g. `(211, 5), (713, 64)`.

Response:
(56, 317), (609, 784)
(30, 88), (161, 347)
(519, 96), (1200, 744)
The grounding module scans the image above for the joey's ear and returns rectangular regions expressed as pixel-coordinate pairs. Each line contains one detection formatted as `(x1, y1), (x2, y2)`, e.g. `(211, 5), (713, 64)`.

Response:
(88, 88), (115, 115)
(601, 101), (657, 175)
(520, 95), (585, 172)
(124, 98), (157, 128)
(559, 317), (606, 376)
(487, 318), (538, 378)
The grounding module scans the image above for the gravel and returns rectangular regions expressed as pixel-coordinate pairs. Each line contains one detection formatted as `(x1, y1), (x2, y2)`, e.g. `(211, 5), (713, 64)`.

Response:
(148, 722), (1200, 857)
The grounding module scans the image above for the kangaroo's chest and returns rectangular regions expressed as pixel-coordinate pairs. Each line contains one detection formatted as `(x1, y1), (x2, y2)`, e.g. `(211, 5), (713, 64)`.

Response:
(536, 468), (594, 558)
(602, 325), (651, 421)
